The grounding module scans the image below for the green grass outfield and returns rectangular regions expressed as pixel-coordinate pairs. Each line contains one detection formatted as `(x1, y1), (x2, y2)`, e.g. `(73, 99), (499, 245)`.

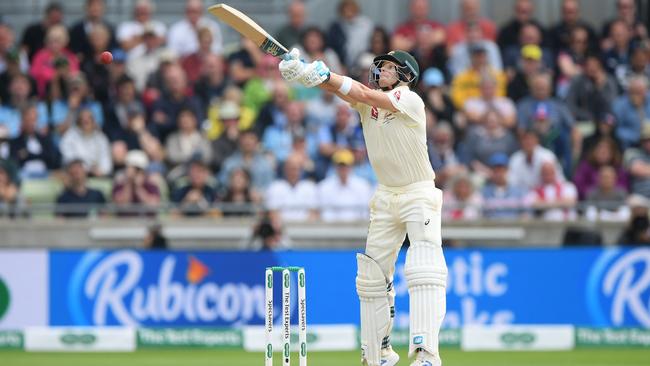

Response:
(2, 348), (650, 366)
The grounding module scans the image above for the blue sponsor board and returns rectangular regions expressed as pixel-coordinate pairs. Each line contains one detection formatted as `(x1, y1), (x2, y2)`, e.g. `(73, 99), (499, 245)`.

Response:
(49, 248), (650, 328)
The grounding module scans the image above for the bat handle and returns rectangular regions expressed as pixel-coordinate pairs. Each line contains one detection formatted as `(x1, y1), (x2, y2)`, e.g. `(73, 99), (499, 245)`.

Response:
(281, 53), (290, 61)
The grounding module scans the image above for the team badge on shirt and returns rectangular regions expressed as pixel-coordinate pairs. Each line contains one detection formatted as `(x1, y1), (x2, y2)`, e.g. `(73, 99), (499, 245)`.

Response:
(371, 106), (379, 120)
(393, 90), (401, 101)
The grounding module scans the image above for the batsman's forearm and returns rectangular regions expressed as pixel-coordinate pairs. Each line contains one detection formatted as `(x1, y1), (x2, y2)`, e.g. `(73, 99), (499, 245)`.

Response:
(324, 72), (396, 111)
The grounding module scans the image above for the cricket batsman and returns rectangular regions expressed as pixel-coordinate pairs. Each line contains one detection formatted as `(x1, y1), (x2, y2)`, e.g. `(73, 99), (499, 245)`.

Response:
(279, 48), (447, 366)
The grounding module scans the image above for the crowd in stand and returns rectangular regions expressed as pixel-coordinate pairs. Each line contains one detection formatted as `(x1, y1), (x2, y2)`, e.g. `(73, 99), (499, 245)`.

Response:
(1, 0), (650, 229)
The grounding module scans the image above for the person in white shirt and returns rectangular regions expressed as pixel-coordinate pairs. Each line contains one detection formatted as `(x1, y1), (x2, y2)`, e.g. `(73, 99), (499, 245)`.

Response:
(508, 129), (566, 191)
(60, 108), (112, 177)
(318, 149), (372, 222)
(167, 0), (223, 57)
(279, 49), (445, 366)
(526, 160), (578, 221)
(116, 0), (166, 52)
(265, 153), (318, 222)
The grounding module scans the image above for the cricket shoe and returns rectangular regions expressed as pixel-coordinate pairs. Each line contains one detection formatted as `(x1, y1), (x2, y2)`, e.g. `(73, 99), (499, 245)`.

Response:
(409, 349), (441, 366)
(380, 347), (400, 366)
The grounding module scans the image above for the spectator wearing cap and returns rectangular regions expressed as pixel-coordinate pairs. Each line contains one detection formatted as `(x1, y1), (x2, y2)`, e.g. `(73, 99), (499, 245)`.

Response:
(170, 158), (218, 217)
(60, 108), (112, 177)
(463, 73), (516, 128)
(168, 0), (223, 57)
(419, 68), (455, 125)
(68, 0), (117, 61)
(316, 104), (362, 180)
(205, 90), (255, 141)
(427, 122), (465, 189)
(584, 165), (630, 222)
(508, 129), (565, 191)
(55, 158), (106, 218)
(443, 173), (482, 221)
(210, 101), (245, 171)
(446, 0), (496, 49)
(327, 0), (374, 70)
(565, 54), (618, 122)
(265, 153), (319, 222)
(448, 22), (502, 77)
(481, 153), (527, 219)
(218, 167), (261, 217)
(450, 42), (507, 109)
(317, 149), (371, 222)
(30, 25), (80, 97)
(165, 107), (212, 172)
(502, 22), (553, 72)
(80, 23), (114, 104)
(613, 75), (650, 149)
(463, 108), (518, 177)
(526, 161), (578, 221)
(126, 23), (175, 92)
(219, 130), (275, 192)
(574, 137), (628, 200)
(116, 0), (166, 52)
(276, 0), (307, 50)
(507, 44), (545, 102)
(618, 194), (650, 245)
(549, 0), (598, 52)
(0, 74), (49, 138)
(21, 2), (64, 62)
(497, 0), (546, 52)
(112, 149), (161, 216)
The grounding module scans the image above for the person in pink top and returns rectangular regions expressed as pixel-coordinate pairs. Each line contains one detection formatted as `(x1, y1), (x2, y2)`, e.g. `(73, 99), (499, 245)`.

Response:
(446, 0), (496, 49)
(29, 24), (80, 97)
(392, 0), (445, 53)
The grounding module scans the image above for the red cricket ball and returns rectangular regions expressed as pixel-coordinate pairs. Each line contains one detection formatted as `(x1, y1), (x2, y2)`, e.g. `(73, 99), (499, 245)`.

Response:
(100, 51), (113, 65)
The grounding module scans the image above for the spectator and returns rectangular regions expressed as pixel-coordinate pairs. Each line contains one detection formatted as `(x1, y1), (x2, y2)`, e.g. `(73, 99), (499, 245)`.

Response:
(254, 81), (291, 137)
(180, 27), (216, 85)
(165, 108), (212, 171)
(150, 64), (204, 141)
(193, 54), (228, 110)
(55, 158), (106, 218)
(0, 126), (19, 184)
(316, 104), (362, 179)
(68, 0), (116, 61)
(481, 153), (527, 219)
(555, 25), (594, 98)
(502, 22), (553, 72)
(508, 129), (564, 191)
(104, 76), (144, 141)
(265, 154), (318, 222)
(327, 0), (374, 69)
(602, 0), (648, 49)
(296, 27), (343, 94)
(507, 44), (545, 102)
(497, 0), (545, 52)
(443, 173), (482, 220)
(527, 161), (578, 221)
(0, 164), (25, 218)
(428, 122), (466, 189)
(167, 0), (222, 57)
(351, 142), (376, 186)
(574, 137), (628, 200)
(584, 165), (629, 222)
(112, 149), (161, 216)
(450, 45), (507, 109)
(126, 24), (174, 92)
(242, 54), (282, 115)
(618, 194), (650, 245)
(49, 73), (104, 138)
(80, 23), (113, 104)
(116, 0), (166, 52)
(205, 87), (255, 141)
(516, 71), (574, 175)
(603, 19), (636, 85)
(581, 112), (622, 157)
(0, 74), (49, 138)
(60, 108), (112, 177)
(226, 37), (262, 87)
(621, 45), (650, 90)
(30, 25), (80, 97)
(219, 167), (260, 217)
(250, 210), (292, 250)
(392, 0), (445, 53)
(463, 108), (518, 176)
(276, 0), (307, 49)
(171, 159), (217, 216)
(420, 68), (455, 126)
(21, 2), (64, 62)
(10, 103), (61, 178)
(565, 55), (618, 122)
(0, 48), (35, 103)
(317, 149), (371, 222)
(613, 75), (650, 149)
(351, 27), (390, 80)
(549, 0), (598, 52)
(446, 0), (497, 49)
(219, 130), (275, 192)
(463, 74), (516, 128)
(143, 223), (168, 249)
(263, 101), (316, 166)
(210, 101), (244, 171)
(0, 24), (28, 75)
(305, 91), (345, 132)
(448, 22), (502, 77)
(109, 106), (163, 172)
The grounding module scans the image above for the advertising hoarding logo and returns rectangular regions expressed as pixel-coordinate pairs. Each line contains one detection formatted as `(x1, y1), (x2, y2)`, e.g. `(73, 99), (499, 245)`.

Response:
(0, 277), (9, 321)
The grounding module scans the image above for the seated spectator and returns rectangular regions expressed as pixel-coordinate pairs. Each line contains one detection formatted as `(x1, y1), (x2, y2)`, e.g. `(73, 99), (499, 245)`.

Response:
(327, 0), (374, 69)
(305, 91), (344, 132)
(448, 22), (502, 77)
(104, 76), (144, 141)
(481, 153), (527, 219)
(555, 25), (594, 98)
(193, 54), (228, 110)
(116, 0), (166, 52)
(295, 27), (343, 99)
(263, 101), (317, 166)
(288, 130), (317, 179)
(181, 27), (216, 85)
(463, 74), (516, 127)
(625, 124), (650, 198)
(620, 45), (650, 91)
(112, 150), (161, 216)
(276, 0), (307, 49)
(517, 71), (574, 175)
(167, 0), (222, 58)
(618, 194), (650, 245)
(443, 173), (482, 220)
(574, 137), (628, 200)
(0, 23), (29, 75)
(49, 73), (104, 138)
(265, 154), (318, 222)
(126, 24), (174, 92)
(0, 164), (25, 218)
(9, 103), (61, 179)
(549, 0), (598, 52)
(566, 55), (618, 122)
(603, 19), (636, 86)
(109, 106), (163, 172)
(205, 87), (255, 140)
(602, 0), (647, 47)
(507, 44), (545, 102)
(316, 104), (362, 180)
(450, 44), (507, 109)
(351, 142), (377, 186)
(317, 149), (372, 222)
(527, 161), (578, 221)
(219, 167), (260, 217)
(219, 130), (275, 192)
(463, 108), (518, 176)
(446, 0), (496, 49)
(21, 2), (65, 62)
(80, 23), (113, 104)
(428, 122), (466, 189)
(497, 0), (545, 54)
(0, 73), (49, 138)
(0, 49), (35, 104)
(165, 108), (212, 171)
(392, 0), (445, 56)
(613, 75), (650, 149)
(171, 159), (217, 217)
(30, 25), (79, 97)
(581, 112), (622, 157)
(55, 159), (106, 218)
(68, 0), (116, 62)
(227, 37), (262, 87)
(502, 22), (552, 72)
(584, 165), (629, 222)
(60, 108), (112, 177)
(255, 81), (291, 137)
(508, 129), (564, 191)
(420, 68), (455, 126)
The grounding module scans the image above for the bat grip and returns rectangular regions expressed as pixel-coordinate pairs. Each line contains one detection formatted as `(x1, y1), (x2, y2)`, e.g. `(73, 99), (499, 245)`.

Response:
(281, 53), (290, 61)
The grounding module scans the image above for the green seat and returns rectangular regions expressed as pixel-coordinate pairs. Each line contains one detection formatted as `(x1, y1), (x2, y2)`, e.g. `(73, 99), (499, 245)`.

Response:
(21, 178), (64, 205)
(87, 178), (113, 200)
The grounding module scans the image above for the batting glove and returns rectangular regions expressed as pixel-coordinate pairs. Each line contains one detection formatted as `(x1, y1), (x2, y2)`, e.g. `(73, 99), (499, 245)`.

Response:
(298, 60), (331, 88)
(279, 48), (304, 82)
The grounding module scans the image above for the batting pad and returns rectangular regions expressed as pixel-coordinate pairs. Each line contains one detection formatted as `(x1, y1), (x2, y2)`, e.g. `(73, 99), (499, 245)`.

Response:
(405, 241), (447, 358)
(356, 253), (391, 366)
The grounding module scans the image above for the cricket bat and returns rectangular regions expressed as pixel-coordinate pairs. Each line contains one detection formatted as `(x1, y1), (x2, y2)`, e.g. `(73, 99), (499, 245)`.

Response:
(208, 3), (290, 60)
